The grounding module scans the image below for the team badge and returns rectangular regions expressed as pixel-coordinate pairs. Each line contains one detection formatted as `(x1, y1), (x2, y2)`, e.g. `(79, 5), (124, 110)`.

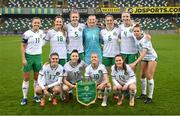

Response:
(79, 67), (82, 71)
(98, 70), (103, 75)
(139, 43), (142, 48)
(78, 28), (82, 31)
(56, 72), (60, 76)
(40, 34), (43, 38)
(129, 28), (133, 32)
(108, 37), (112, 41)
(76, 81), (97, 106)
(113, 32), (117, 36)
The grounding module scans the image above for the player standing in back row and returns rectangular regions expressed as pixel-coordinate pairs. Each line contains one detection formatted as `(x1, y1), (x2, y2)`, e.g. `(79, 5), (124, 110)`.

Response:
(101, 15), (121, 71)
(83, 15), (102, 65)
(65, 10), (86, 61)
(20, 17), (45, 105)
(119, 12), (138, 71)
(44, 16), (67, 66)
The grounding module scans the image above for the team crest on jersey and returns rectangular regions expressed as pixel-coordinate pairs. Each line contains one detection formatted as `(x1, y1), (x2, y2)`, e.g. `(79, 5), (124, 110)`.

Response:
(78, 28), (82, 31)
(46, 71), (49, 74)
(40, 34), (43, 38)
(139, 43), (142, 48)
(79, 67), (82, 71)
(98, 70), (103, 75)
(56, 72), (60, 76)
(113, 32), (117, 36)
(129, 28), (133, 32)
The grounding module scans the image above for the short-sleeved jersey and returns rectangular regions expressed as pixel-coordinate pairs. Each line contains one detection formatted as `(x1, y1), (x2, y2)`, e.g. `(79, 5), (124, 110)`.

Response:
(38, 64), (64, 86)
(65, 23), (85, 53)
(111, 64), (136, 85)
(134, 35), (157, 61)
(44, 29), (67, 59)
(64, 60), (85, 84)
(101, 27), (121, 57)
(83, 27), (102, 64)
(22, 29), (44, 55)
(119, 24), (138, 54)
(85, 64), (107, 84)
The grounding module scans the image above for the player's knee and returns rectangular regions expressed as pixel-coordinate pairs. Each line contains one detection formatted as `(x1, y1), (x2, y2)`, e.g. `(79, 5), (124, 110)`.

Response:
(53, 87), (61, 94)
(140, 74), (146, 79)
(122, 85), (128, 91)
(23, 72), (30, 81)
(117, 85), (122, 90)
(62, 84), (69, 91)
(34, 72), (39, 80)
(129, 84), (136, 90)
(106, 86), (111, 93)
(35, 86), (42, 95)
(113, 86), (118, 91)
(147, 73), (153, 80)
(107, 83), (111, 87)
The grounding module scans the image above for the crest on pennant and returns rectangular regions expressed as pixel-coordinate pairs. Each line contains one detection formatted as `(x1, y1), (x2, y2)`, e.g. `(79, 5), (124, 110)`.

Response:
(76, 81), (97, 106)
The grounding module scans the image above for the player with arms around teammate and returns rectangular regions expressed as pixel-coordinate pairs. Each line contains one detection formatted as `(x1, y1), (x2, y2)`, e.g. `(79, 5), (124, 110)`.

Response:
(83, 15), (102, 65)
(44, 16), (67, 66)
(35, 53), (64, 106)
(20, 17), (45, 105)
(131, 24), (157, 104)
(112, 54), (136, 106)
(63, 49), (85, 100)
(85, 53), (111, 107)
(65, 10), (86, 61)
(101, 15), (121, 70)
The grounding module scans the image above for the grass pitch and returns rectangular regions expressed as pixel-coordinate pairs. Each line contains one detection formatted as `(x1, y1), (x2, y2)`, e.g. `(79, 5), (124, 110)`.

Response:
(0, 34), (180, 115)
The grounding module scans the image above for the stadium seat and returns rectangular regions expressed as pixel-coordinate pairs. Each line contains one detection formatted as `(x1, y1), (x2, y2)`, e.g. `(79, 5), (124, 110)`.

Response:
(0, 16), (176, 34)
(6, 0), (54, 7)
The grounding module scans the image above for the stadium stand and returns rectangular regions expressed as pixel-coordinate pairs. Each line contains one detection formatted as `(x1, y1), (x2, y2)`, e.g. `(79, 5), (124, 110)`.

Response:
(0, 0), (179, 34)
(4, 0), (169, 8)
(5, 0), (54, 7)
(112, 0), (168, 7)
(67, 0), (100, 8)
(0, 17), (53, 34)
(175, 17), (180, 27)
(0, 16), (177, 34)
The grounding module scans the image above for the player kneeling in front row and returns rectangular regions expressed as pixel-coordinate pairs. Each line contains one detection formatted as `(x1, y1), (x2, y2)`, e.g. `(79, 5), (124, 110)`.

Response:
(35, 53), (64, 106)
(85, 53), (111, 107)
(63, 50), (85, 101)
(112, 54), (136, 106)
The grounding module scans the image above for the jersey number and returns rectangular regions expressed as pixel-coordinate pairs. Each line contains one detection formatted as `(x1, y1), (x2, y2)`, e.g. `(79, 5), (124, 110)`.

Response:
(57, 36), (63, 42)
(75, 31), (78, 38)
(108, 35), (112, 41)
(49, 75), (57, 81)
(93, 74), (100, 80)
(35, 38), (40, 43)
